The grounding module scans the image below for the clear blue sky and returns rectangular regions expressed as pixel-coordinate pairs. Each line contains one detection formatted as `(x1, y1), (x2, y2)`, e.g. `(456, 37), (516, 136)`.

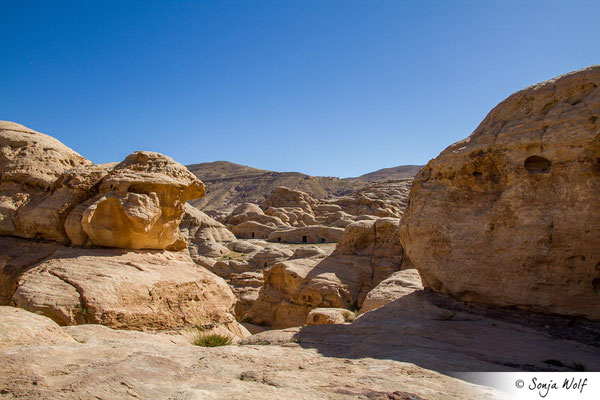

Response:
(2, 1), (599, 177)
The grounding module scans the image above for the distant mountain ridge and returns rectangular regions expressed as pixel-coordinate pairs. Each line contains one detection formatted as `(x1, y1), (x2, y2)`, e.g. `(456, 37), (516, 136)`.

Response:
(186, 161), (422, 212)
(352, 165), (423, 182)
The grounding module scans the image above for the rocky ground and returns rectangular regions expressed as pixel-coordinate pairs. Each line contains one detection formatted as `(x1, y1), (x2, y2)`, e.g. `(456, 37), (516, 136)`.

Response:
(0, 306), (504, 400)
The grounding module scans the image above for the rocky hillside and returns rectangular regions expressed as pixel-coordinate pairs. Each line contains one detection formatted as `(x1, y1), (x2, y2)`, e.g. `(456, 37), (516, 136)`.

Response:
(186, 161), (421, 212)
(350, 164), (423, 182)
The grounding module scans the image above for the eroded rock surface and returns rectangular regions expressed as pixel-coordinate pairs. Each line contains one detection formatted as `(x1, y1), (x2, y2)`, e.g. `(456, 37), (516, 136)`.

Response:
(0, 306), (75, 348)
(180, 203), (236, 260)
(244, 218), (405, 328)
(66, 151), (205, 250)
(9, 244), (247, 337)
(0, 307), (503, 400)
(1, 122), (207, 250)
(0, 122), (92, 243)
(244, 289), (600, 374)
(399, 65), (600, 320)
(359, 269), (423, 314)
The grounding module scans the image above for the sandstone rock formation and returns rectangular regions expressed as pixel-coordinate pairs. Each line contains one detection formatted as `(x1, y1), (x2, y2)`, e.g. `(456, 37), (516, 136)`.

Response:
(327, 179), (413, 218)
(261, 186), (318, 212)
(399, 65), (600, 320)
(221, 184), (412, 250)
(5, 239), (247, 338)
(180, 203), (236, 259)
(0, 306), (75, 348)
(0, 121), (92, 243)
(306, 307), (355, 325)
(1, 122), (207, 250)
(267, 225), (344, 244)
(231, 220), (277, 239)
(244, 217), (405, 328)
(65, 151), (205, 250)
(0, 307), (503, 400)
(0, 122), (248, 337)
(359, 269), (423, 314)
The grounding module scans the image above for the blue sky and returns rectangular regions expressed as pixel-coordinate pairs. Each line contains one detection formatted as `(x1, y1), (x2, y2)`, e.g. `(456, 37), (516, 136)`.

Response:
(2, 1), (599, 177)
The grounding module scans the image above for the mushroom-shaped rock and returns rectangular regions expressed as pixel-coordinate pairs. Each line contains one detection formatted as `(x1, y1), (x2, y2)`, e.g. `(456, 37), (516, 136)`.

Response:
(65, 151), (205, 250)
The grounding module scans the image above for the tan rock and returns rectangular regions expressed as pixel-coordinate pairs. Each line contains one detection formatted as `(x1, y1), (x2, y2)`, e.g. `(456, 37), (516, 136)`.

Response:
(359, 269), (423, 314)
(399, 65), (600, 320)
(0, 310), (503, 400)
(251, 246), (293, 269)
(230, 271), (264, 319)
(0, 236), (60, 305)
(65, 151), (205, 250)
(261, 186), (318, 213)
(330, 179), (412, 218)
(307, 307), (355, 325)
(179, 203), (235, 259)
(180, 203), (235, 244)
(267, 225), (344, 244)
(231, 220), (277, 239)
(244, 258), (318, 328)
(0, 121), (91, 189)
(290, 245), (327, 259)
(230, 202), (263, 216)
(264, 206), (317, 226)
(210, 259), (255, 279)
(226, 210), (285, 228)
(229, 240), (263, 254)
(9, 243), (247, 338)
(245, 218), (405, 328)
(0, 122), (93, 242)
(0, 306), (75, 349)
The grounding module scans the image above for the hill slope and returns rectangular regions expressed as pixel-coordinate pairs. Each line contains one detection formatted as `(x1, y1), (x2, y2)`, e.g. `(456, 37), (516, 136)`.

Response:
(353, 165), (423, 182)
(187, 161), (422, 212)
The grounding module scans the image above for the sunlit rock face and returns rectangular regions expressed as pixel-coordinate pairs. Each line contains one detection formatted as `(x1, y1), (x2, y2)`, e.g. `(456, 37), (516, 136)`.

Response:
(0, 121), (206, 250)
(0, 121), (92, 243)
(399, 65), (600, 320)
(65, 151), (205, 250)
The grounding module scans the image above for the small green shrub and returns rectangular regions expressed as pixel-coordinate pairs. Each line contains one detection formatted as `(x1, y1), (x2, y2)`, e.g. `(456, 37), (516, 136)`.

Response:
(194, 332), (233, 347)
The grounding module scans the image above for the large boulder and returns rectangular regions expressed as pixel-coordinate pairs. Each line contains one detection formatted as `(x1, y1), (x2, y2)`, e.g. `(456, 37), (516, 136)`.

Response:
(399, 65), (600, 320)
(8, 243), (247, 338)
(0, 122), (93, 242)
(0, 121), (91, 189)
(306, 307), (355, 325)
(359, 269), (423, 314)
(65, 151), (205, 250)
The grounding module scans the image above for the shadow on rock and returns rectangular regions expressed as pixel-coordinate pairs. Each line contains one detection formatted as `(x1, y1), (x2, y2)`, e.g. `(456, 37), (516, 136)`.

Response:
(243, 290), (600, 376)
